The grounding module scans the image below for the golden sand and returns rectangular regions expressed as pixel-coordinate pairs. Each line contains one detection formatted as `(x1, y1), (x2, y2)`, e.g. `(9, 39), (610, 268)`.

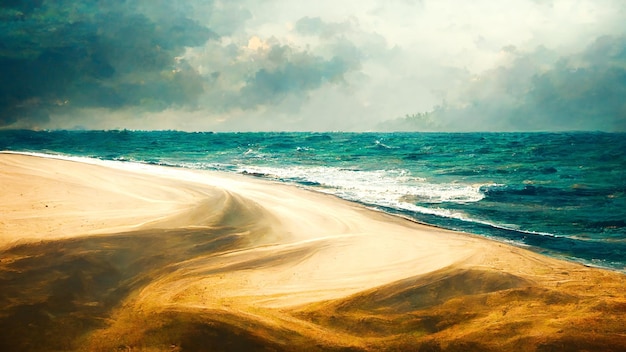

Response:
(1, 153), (625, 351)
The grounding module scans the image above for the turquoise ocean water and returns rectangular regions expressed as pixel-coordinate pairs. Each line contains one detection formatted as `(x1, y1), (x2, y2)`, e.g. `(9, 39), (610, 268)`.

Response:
(2, 130), (625, 271)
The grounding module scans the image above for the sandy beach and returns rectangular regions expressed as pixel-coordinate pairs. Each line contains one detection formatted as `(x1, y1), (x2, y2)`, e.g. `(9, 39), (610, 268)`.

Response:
(1, 152), (625, 351)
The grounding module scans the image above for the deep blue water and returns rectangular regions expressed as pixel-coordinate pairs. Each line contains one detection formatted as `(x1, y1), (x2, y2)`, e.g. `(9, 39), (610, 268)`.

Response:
(2, 130), (625, 271)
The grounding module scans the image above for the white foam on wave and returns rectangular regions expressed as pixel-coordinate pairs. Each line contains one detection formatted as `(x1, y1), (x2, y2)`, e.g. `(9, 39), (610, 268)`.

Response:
(235, 165), (493, 222)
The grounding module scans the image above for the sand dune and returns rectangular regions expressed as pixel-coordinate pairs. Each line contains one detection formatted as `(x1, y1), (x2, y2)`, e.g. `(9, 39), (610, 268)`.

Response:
(1, 153), (625, 351)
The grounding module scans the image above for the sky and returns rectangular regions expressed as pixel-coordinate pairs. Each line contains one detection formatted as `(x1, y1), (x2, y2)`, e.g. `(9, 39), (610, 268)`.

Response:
(1, 0), (625, 131)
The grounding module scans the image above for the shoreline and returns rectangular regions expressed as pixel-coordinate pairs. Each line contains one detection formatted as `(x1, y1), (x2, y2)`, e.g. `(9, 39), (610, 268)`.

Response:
(1, 152), (625, 351)
(5, 150), (621, 273)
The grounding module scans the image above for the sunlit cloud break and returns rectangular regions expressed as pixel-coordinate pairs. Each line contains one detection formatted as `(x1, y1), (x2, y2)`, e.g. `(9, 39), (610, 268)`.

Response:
(1, 0), (625, 131)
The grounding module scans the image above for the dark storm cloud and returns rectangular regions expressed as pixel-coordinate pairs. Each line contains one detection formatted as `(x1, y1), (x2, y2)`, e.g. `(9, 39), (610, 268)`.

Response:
(524, 36), (626, 131)
(382, 35), (626, 131)
(217, 16), (363, 113)
(238, 54), (351, 109)
(200, 42), (359, 114)
(0, 1), (214, 127)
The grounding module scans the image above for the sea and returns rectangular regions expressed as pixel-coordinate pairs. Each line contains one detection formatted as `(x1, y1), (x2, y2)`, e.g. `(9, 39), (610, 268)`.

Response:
(1, 130), (625, 271)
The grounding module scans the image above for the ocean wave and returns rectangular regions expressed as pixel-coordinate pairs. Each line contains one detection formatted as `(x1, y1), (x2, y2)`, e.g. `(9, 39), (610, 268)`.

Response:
(235, 165), (486, 205)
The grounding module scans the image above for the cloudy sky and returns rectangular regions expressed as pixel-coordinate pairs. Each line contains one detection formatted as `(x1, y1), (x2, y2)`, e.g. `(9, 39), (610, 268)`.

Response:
(1, 0), (625, 131)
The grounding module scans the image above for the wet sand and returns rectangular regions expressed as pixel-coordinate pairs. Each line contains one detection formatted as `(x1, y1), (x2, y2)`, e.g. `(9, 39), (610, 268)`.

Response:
(1, 153), (625, 351)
